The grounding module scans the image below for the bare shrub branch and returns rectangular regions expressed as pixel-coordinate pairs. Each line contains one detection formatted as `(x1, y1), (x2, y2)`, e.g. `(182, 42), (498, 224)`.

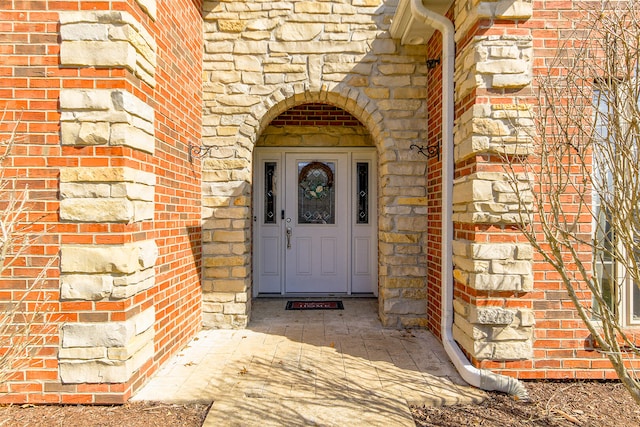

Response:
(0, 111), (53, 389)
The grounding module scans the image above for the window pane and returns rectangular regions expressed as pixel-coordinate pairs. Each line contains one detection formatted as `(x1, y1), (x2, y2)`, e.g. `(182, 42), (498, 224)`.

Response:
(594, 205), (617, 316)
(633, 280), (640, 322)
(298, 161), (335, 224)
(264, 162), (277, 224)
(357, 162), (369, 224)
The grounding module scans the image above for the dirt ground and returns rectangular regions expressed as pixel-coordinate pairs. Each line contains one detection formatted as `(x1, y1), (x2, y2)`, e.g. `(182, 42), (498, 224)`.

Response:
(413, 381), (640, 427)
(0, 401), (210, 427)
(0, 382), (638, 426)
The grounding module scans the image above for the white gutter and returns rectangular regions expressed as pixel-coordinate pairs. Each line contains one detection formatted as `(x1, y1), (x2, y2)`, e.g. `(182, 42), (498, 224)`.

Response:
(404, 0), (529, 400)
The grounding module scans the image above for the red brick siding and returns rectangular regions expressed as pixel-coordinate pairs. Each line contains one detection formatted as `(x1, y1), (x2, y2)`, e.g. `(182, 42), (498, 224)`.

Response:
(451, 1), (630, 380)
(270, 103), (363, 127)
(0, 0), (203, 403)
(425, 29), (444, 338)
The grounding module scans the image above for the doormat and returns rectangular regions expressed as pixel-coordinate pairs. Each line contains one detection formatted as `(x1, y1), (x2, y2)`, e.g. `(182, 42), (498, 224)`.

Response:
(285, 301), (344, 310)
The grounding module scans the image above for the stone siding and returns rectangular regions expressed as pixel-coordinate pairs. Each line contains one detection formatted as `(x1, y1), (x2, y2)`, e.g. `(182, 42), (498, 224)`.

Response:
(0, 0), (632, 404)
(202, 0), (431, 328)
(60, 11), (158, 86)
(60, 89), (155, 154)
(59, 308), (155, 383)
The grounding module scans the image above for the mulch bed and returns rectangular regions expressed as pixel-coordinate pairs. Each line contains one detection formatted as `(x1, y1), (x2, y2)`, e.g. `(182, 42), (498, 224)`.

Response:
(0, 401), (210, 427)
(1, 382), (638, 426)
(412, 381), (640, 426)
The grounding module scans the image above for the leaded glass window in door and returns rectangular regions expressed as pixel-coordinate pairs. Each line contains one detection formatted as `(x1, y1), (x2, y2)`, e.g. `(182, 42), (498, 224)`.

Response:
(264, 162), (277, 224)
(356, 162), (369, 224)
(297, 161), (335, 224)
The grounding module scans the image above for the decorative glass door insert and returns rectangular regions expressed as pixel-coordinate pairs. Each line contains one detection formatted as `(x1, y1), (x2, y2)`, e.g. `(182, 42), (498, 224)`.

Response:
(297, 161), (335, 224)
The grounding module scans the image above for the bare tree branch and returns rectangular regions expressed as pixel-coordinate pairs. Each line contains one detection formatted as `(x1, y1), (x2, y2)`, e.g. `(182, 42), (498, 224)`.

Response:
(506, 0), (640, 405)
(0, 110), (54, 389)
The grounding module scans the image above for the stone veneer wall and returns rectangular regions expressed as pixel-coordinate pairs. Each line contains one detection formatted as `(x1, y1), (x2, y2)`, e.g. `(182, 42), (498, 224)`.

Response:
(0, 0), (203, 404)
(202, 0), (432, 328)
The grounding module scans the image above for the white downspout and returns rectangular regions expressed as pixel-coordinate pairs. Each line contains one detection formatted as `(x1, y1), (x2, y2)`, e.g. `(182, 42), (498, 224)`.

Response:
(408, 0), (529, 400)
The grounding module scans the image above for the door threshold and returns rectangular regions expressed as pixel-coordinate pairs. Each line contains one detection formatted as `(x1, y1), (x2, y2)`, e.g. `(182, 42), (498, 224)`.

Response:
(256, 293), (376, 298)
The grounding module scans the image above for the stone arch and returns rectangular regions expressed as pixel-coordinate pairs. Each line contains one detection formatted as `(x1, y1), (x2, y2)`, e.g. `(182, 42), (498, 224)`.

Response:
(241, 84), (387, 153)
(202, 83), (432, 329)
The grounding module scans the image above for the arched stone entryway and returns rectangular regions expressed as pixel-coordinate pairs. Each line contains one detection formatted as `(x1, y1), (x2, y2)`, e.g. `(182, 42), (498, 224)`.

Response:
(201, 87), (431, 330)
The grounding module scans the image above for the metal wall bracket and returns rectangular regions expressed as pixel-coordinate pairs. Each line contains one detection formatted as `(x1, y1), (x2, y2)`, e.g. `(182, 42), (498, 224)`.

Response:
(188, 143), (218, 162)
(410, 138), (441, 161)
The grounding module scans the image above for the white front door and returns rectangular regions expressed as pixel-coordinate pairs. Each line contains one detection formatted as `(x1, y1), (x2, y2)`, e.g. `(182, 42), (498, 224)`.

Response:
(253, 148), (377, 295)
(284, 153), (348, 293)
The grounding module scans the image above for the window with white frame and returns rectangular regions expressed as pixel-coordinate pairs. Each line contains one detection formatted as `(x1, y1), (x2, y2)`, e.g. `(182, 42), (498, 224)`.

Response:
(592, 86), (640, 326)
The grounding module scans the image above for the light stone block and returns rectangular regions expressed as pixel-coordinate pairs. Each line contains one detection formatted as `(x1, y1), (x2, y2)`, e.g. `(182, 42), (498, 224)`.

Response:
(110, 123), (155, 154)
(76, 121), (111, 145)
(517, 310), (536, 327)
(60, 182), (111, 199)
(452, 256), (490, 274)
(470, 273), (523, 291)
(275, 23), (323, 41)
(492, 73), (531, 88)
(476, 59), (527, 75)
(469, 306), (514, 325)
(111, 274), (155, 299)
(269, 41), (368, 54)
(62, 322), (135, 348)
(218, 20), (246, 32)
(452, 179), (493, 204)
(490, 325), (532, 341)
(383, 299), (426, 315)
(58, 347), (107, 360)
(490, 259), (532, 275)
(471, 243), (515, 260)
(133, 201), (155, 222)
(202, 292), (235, 303)
(294, 2), (331, 13)
(60, 198), (134, 223)
(61, 274), (114, 301)
(60, 41), (137, 70)
(60, 23), (109, 41)
(234, 56), (262, 72)
(223, 302), (248, 315)
(135, 0), (157, 20)
(134, 307), (155, 335)
(202, 302), (223, 313)
(207, 181), (248, 197)
(59, 341), (153, 383)
(60, 166), (155, 185)
(454, 313), (489, 340)
(60, 89), (113, 111)
(110, 182), (154, 201)
(111, 90), (155, 122)
(61, 243), (139, 274)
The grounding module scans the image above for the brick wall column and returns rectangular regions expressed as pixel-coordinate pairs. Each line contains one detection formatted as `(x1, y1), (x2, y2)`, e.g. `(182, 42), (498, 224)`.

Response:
(451, 0), (536, 363)
(57, 5), (158, 392)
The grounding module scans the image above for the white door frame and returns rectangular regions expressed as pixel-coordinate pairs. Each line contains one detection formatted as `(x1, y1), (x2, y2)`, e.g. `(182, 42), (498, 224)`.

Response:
(252, 147), (378, 297)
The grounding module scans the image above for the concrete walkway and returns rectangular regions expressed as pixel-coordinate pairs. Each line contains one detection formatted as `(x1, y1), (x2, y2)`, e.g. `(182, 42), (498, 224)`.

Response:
(132, 298), (485, 426)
